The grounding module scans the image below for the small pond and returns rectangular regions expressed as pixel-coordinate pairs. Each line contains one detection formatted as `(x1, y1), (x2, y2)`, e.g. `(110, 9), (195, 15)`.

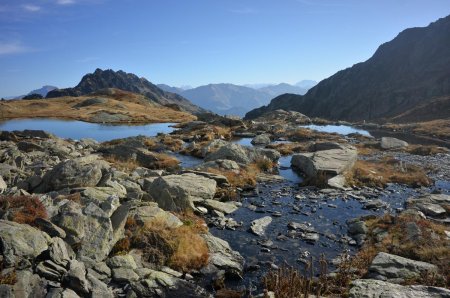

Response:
(301, 124), (371, 137)
(0, 119), (175, 142)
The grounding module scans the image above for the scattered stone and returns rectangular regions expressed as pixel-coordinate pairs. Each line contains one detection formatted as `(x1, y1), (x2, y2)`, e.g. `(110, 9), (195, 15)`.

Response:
(381, 137), (408, 150)
(250, 216), (272, 236)
(251, 134), (271, 145)
(201, 199), (238, 215)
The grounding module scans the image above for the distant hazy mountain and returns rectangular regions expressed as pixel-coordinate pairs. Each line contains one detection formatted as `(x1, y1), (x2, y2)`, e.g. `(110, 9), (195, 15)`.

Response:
(47, 69), (204, 114)
(160, 81), (315, 116)
(156, 84), (186, 94)
(28, 85), (57, 97)
(179, 84), (271, 117)
(295, 80), (317, 89)
(1, 85), (57, 100)
(246, 15), (450, 123)
(258, 83), (309, 97)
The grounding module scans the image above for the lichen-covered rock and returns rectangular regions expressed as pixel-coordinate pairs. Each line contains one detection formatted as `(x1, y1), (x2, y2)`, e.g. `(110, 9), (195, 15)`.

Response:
(128, 202), (182, 228)
(249, 216), (272, 236)
(349, 279), (450, 298)
(200, 199), (238, 215)
(381, 137), (408, 150)
(146, 173), (217, 211)
(291, 146), (357, 179)
(205, 143), (251, 164)
(0, 220), (50, 266)
(201, 233), (244, 277)
(251, 134), (271, 145)
(35, 155), (109, 192)
(368, 252), (438, 282)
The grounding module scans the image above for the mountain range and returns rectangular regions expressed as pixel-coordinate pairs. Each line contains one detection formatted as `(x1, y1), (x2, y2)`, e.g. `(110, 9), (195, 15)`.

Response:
(46, 69), (204, 114)
(245, 15), (450, 123)
(158, 81), (316, 116)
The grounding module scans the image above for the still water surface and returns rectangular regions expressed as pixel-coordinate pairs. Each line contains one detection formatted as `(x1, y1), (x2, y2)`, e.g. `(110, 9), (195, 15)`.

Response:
(0, 119), (175, 142)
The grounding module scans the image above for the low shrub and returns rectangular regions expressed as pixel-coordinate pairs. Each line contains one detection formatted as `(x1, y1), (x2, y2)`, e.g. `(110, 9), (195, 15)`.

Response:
(0, 195), (47, 226)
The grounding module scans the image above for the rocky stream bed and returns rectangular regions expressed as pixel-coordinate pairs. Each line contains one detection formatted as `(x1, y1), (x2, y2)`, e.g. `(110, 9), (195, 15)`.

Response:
(0, 115), (449, 297)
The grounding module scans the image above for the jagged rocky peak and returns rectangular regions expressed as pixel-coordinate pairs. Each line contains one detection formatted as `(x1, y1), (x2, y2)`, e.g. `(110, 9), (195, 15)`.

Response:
(46, 68), (204, 114)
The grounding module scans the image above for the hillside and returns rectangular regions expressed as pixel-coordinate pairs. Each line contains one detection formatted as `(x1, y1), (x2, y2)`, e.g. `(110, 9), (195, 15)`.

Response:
(245, 15), (450, 123)
(47, 69), (203, 114)
(0, 88), (195, 124)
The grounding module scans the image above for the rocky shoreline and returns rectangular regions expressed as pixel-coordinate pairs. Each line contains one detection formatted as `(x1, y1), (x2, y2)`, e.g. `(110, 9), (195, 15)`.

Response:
(0, 113), (449, 297)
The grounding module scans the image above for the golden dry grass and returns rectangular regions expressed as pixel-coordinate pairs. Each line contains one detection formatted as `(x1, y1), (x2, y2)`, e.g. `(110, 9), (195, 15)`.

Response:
(112, 214), (209, 272)
(104, 152), (179, 171)
(346, 158), (431, 187)
(266, 142), (310, 156)
(103, 155), (141, 171)
(0, 92), (195, 124)
(205, 163), (265, 189)
(355, 214), (449, 287)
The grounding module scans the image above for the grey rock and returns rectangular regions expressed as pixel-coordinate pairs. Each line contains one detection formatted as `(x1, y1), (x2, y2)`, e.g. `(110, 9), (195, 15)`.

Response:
(200, 199), (238, 215)
(36, 260), (67, 281)
(106, 255), (137, 269)
(146, 173), (217, 211)
(291, 146), (357, 179)
(0, 220), (50, 266)
(35, 155), (109, 192)
(129, 202), (182, 228)
(251, 134), (271, 145)
(348, 220), (368, 235)
(349, 279), (450, 298)
(381, 137), (408, 150)
(14, 269), (47, 298)
(201, 233), (244, 277)
(63, 260), (90, 296)
(368, 252), (438, 282)
(407, 194), (449, 218)
(112, 267), (139, 283)
(48, 237), (75, 267)
(0, 176), (7, 192)
(54, 201), (86, 245)
(250, 216), (272, 236)
(0, 285), (13, 298)
(86, 272), (113, 298)
(196, 159), (240, 172)
(34, 217), (66, 238)
(205, 143), (250, 164)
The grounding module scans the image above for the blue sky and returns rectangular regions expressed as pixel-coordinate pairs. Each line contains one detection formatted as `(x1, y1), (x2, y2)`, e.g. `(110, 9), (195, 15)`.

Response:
(0, 0), (449, 97)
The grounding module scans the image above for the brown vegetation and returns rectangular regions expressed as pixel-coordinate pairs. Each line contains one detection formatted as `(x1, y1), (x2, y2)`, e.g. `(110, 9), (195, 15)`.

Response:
(266, 142), (310, 156)
(346, 158), (431, 187)
(0, 92), (195, 124)
(103, 155), (140, 172)
(111, 213), (209, 272)
(0, 195), (47, 226)
(357, 214), (449, 287)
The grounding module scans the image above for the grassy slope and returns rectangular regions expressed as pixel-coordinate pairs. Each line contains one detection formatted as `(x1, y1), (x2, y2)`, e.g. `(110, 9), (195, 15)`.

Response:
(0, 89), (196, 124)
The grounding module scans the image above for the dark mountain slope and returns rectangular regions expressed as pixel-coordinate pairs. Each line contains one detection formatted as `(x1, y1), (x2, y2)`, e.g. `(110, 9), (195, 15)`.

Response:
(47, 69), (203, 114)
(245, 15), (450, 122)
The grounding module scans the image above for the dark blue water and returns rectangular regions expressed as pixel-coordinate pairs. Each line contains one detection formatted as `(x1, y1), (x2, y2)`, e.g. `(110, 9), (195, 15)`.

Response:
(301, 124), (371, 137)
(0, 119), (175, 142)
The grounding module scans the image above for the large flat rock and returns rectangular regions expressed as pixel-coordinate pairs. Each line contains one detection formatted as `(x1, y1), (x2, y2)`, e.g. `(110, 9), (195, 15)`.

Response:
(349, 279), (450, 298)
(291, 146), (357, 178)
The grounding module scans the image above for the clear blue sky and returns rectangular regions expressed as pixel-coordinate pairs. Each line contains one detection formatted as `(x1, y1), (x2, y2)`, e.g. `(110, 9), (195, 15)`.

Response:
(0, 0), (449, 97)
